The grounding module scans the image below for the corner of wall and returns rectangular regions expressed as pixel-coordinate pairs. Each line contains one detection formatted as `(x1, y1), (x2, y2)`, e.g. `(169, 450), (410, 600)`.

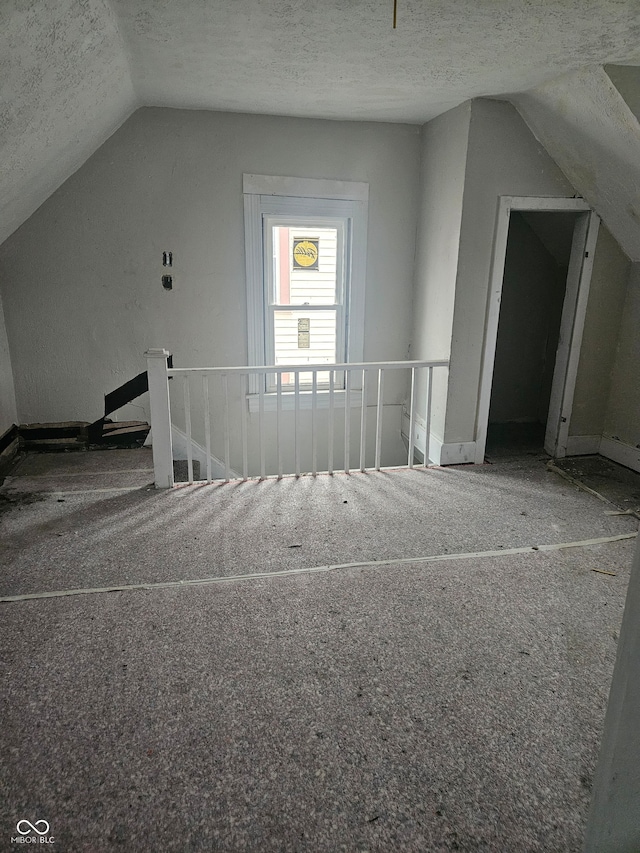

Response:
(410, 102), (472, 440)
(443, 96), (575, 447)
(412, 101), (472, 359)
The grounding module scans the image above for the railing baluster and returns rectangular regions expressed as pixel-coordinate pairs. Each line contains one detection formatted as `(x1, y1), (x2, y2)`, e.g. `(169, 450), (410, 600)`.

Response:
(183, 376), (193, 484)
(328, 370), (335, 475)
(294, 370), (301, 477)
(222, 373), (230, 483)
(359, 368), (367, 472)
(425, 366), (433, 466)
(311, 370), (318, 476)
(408, 367), (416, 469)
(277, 372), (283, 480)
(375, 368), (384, 471)
(344, 369), (351, 474)
(203, 374), (212, 483)
(259, 374), (265, 480)
(155, 358), (449, 486)
(241, 373), (248, 480)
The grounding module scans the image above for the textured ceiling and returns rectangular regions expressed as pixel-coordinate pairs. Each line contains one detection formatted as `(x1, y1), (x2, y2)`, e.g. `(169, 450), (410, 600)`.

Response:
(111, 0), (640, 123)
(0, 0), (136, 247)
(1, 0), (640, 247)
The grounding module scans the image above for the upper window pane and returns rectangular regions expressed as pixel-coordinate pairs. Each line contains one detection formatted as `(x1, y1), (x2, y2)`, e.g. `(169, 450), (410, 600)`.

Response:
(272, 225), (339, 306)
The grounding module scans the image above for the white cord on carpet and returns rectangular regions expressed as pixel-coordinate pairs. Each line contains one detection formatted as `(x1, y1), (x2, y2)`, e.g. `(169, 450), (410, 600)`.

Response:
(0, 532), (636, 604)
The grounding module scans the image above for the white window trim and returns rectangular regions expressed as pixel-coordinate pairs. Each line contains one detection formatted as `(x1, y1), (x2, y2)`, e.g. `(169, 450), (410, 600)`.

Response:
(243, 175), (369, 407)
(243, 174), (369, 202)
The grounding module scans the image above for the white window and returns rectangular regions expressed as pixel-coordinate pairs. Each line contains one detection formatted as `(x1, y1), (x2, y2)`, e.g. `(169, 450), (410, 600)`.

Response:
(243, 175), (368, 402)
(265, 219), (345, 390)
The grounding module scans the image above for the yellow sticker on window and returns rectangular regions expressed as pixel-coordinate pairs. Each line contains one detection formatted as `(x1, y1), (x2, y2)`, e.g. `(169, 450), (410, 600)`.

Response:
(293, 239), (319, 270)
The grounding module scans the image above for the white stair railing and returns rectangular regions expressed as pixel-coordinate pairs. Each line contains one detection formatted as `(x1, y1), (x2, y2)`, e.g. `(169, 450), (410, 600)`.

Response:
(146, 352), (448, 487)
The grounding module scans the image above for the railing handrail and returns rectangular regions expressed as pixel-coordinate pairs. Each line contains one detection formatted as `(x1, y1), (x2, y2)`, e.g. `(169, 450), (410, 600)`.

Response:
(146, 348), (450, 487)
(168, 358), (449, 377)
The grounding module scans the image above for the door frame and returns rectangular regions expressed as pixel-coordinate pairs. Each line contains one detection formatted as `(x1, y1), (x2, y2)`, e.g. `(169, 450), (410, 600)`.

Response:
(474, 196), (600, 464)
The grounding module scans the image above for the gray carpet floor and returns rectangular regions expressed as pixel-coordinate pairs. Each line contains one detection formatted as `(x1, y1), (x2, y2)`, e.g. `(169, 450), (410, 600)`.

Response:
(1, 448), (638, 851)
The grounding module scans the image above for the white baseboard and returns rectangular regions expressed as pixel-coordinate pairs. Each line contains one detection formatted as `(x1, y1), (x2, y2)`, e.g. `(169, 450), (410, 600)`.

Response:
(566, 434), (601, 456)
(565, 433), (640, 473)
(437, 440), (477, 465)
(599, 436), (640, 474)
(401, 409), (476, 466)
(405, 410), (640, 471)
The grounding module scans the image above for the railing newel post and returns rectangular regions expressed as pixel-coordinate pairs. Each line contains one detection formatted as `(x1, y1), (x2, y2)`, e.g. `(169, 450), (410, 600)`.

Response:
(145, 349), (174, 489)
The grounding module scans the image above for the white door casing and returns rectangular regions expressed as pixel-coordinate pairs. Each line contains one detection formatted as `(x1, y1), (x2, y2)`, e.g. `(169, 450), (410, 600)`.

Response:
(544, 211), (599, 457)
(474, 196), (599, 464)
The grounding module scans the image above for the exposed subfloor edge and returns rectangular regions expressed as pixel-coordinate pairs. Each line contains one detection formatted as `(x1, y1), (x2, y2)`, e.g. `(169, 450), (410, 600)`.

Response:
(1, 532), (635, 604)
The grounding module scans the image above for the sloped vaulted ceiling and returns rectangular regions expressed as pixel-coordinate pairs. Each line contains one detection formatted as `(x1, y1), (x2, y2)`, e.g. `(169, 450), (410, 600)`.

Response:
(0, 0), (136, 247)
(513, 64), (640, 261)
(1, 0), (639, 249)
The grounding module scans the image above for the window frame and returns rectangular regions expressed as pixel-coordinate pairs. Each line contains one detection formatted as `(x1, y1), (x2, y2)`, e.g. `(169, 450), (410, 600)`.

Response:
(264, 214), (347, 391)
(243, 175), (368, 401)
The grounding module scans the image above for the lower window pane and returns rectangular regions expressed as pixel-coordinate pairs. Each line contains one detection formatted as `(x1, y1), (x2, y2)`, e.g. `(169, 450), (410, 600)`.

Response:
(273, 310), (338, 388)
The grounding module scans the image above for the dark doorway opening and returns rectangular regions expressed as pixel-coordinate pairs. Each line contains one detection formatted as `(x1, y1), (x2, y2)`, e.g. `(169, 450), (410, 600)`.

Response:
(486, 211), (579, 458)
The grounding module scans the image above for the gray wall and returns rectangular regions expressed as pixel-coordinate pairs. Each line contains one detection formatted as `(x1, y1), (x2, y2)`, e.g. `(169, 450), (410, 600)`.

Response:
(489, 213), (566, 425)
(0, 107), (421, 426)
(570, 226), (631, 439)
(443, 99), (575, 444)
(410, 101), (471, 440)
(604, 263), (640, 449)
(0, 292), (17, 434)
